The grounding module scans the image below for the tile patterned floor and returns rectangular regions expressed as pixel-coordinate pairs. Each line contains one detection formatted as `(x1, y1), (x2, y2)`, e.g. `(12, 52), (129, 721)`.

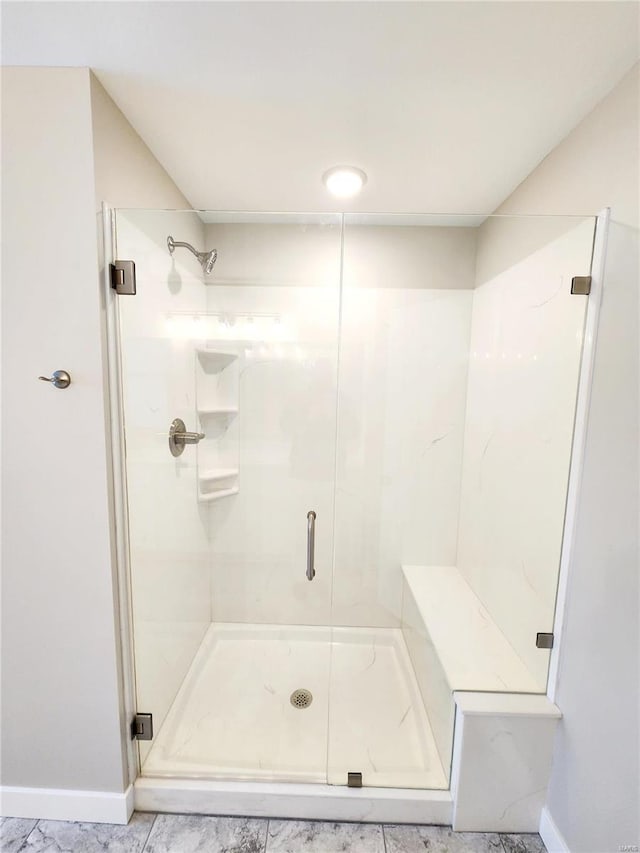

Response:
(0, 813), (547, 853)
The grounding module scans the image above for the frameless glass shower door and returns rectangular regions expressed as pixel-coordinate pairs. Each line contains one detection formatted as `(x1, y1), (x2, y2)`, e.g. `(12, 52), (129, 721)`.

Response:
(114, 210), (343, 781)
(113, 208), (598, 792)
(326, 213), (597, 789)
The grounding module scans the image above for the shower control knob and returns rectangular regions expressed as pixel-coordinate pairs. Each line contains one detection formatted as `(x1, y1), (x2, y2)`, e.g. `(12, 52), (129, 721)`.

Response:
(168, 418), (206, 457)
(38, 370), (71, 389)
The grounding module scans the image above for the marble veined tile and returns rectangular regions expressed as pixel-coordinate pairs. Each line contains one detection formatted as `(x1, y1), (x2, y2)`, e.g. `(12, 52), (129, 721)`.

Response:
(21, 813), (155, 853)
(0, 817), (38, 853)
(144, 623), (445, 790)
(401, 565), (539, 693)
(143, 624), (332, 781)
(500, 834), (546, 853)
(266, 820), (385, 853)
(144, 814), (267, 853)
(327, 628), (447, 789)
(384, 824), (503, 853)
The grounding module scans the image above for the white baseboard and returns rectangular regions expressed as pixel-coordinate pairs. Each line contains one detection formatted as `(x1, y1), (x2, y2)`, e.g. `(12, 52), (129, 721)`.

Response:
(0, 784), (134, 825)
(540, 806), (570, 853)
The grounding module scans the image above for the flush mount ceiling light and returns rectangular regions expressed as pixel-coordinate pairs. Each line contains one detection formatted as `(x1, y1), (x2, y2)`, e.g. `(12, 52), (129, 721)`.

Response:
(322, 165), (367, 198)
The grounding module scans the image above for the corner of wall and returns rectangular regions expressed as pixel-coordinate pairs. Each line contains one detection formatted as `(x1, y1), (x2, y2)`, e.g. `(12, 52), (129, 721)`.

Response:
(89, 72), (192, 210)
(483, 59), (639, 853)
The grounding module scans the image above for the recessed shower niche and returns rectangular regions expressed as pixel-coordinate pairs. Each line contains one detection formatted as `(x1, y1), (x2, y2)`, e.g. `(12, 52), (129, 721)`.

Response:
(195, 345), (239, 502)
(111, 208), (598, 810)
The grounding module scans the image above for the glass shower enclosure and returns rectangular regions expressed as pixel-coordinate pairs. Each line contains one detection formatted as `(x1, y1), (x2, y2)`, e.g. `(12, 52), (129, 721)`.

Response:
(111, 209), (596, 790)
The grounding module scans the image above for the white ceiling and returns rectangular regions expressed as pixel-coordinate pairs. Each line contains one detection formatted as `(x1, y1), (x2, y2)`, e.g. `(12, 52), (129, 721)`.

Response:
(2, 2), (639, 213)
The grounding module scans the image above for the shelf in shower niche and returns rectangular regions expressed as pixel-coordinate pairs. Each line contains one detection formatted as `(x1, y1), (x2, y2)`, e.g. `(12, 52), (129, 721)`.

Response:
(199, 468), (239, 483)
(198, 469), (239, 503)
(195, 349), (238, 371)
(197, 406), (239, 417)
(198, 487), (239, 503)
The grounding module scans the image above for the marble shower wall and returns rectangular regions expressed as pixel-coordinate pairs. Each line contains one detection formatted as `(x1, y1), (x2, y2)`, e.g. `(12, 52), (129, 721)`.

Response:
(203, 221), (476, 627)
(332, 224), (476, 626)
(456, 216), (596, 688)
(204, 221), (343, 626)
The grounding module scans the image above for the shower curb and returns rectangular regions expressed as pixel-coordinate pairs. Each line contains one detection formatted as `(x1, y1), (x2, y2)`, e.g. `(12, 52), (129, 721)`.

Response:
(134, 777), (453, 825)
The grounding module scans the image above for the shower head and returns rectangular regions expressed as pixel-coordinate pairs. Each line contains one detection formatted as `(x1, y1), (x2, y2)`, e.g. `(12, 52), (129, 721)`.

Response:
(201, 249), (218, 275)
(167, 236), (218, 276)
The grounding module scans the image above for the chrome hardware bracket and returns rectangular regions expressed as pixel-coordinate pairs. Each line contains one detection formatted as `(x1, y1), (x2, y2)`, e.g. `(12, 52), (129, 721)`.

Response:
(131, 713), (153, 741)
(111, 260), (137, 295)
(571, 275), (592, 295)
(536, 632), (554, 649)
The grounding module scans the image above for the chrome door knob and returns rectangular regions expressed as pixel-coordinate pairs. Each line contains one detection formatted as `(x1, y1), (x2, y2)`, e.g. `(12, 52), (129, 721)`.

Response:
(38, 370), (71, 389)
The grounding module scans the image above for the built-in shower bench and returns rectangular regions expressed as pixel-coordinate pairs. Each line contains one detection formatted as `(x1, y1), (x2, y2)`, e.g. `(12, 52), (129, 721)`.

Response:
(400, 564), (561, 833)
(401, 564), (539, 693)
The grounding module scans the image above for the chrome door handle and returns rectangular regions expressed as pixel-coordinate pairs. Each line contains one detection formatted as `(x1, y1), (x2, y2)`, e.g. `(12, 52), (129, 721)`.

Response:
(169, 418), (205, 457)
(307, 510), (316, 581)
(38, 370), (71, 389)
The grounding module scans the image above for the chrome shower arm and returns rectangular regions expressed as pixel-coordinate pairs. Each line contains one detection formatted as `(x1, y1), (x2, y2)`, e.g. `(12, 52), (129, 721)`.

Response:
(167, 236), (199, 259)
(167, 235), (218, 275)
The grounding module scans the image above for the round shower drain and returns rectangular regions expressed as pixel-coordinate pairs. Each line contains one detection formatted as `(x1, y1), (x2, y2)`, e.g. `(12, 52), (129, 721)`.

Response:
(290, 688), (313, 709)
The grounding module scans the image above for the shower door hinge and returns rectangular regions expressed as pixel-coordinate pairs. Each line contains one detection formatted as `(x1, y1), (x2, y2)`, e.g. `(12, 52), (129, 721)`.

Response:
(347, 772), (363, 788)
(536, 632), (554, 649)
(571, 275), (591, 295)
(110, 260), (137, 295)
(131, 712), (153, 741)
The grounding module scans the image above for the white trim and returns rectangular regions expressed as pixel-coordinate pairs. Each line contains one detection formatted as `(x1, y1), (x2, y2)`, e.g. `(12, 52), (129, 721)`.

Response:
(547, 208), (610, 702)
(0, 784), (134, 825)
(540, 806), (571, 853)
(134, 777), (452, 824)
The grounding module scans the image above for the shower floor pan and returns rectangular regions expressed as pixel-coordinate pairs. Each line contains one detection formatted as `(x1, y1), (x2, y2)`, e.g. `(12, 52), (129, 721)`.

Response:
(142, 623), (448, 790)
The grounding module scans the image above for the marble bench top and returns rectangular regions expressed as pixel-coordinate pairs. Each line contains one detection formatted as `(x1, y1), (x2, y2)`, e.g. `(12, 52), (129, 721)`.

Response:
(402, 564), (541, 693)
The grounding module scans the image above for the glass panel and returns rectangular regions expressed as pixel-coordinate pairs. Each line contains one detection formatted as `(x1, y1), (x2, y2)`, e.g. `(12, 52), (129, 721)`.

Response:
(115, 209), (597, 792)
(328, 213), (596, 788)
(115, 210), (342, 782)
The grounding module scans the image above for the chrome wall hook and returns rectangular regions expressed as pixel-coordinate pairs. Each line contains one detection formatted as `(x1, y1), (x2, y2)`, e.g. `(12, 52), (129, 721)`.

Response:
(38, 370), (71, 389)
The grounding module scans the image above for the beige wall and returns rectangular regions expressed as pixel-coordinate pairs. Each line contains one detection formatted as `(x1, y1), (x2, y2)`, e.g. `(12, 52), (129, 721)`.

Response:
(90, 75), (190, 211)
(496, 63), (639, 229)
(496, 63), (639, 852)
(1, 67), (126, 795)
(1, 67), (193, 812)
